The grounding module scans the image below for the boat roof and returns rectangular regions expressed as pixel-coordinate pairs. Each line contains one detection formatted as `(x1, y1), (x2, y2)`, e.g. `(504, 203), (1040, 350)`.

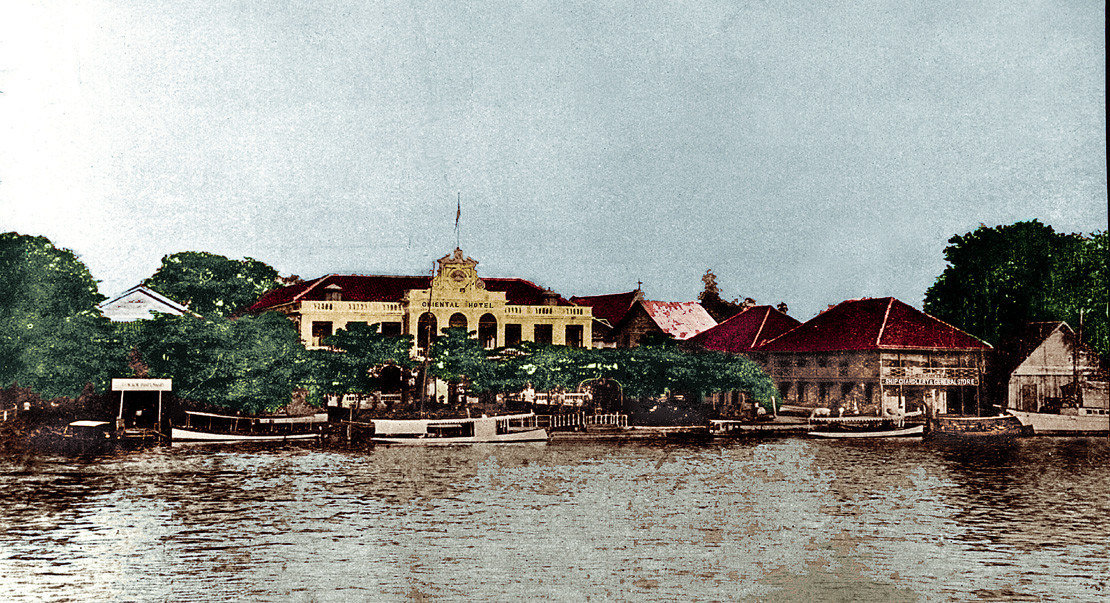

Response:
(68, 420), (111, 427)
(373, 412), (535, 426)
(184, 410), (328, 423)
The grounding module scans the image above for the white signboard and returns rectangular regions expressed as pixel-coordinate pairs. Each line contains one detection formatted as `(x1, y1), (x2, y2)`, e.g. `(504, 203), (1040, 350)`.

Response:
(112, 378), (172, 391)
(881, 378), (977, 386)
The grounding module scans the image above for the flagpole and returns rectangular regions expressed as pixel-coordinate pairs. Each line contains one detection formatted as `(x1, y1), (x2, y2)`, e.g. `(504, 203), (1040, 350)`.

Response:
(455, 192), (461, 249)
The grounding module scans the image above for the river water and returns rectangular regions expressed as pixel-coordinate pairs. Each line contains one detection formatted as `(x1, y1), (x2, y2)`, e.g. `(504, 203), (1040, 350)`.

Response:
(2, 437), (1108, 602)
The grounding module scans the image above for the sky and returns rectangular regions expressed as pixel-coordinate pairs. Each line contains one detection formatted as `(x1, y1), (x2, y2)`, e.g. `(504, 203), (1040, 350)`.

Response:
(1, 1), (1105, 321)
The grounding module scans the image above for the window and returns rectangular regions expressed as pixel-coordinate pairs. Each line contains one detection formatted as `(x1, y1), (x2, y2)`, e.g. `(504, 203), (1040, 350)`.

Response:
(479, 314), (497, 349)
(565, 325), (583, 348)
(505, 324), (522, 347)
(311, 321), (333, 347)
(448, 313), (467, 331)
(381, 322), (402, 337)
(417, 313), (437, 352)
(533, 324), (553, 345)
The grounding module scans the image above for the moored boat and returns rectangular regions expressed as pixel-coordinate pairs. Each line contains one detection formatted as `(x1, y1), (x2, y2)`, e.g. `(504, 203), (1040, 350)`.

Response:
(808, 417), (925, 439)
(925, 414), (1026, 440)
(60, 420), (117, 454)
(171, 411), (329, 444)
(1006, 407), (1110, 436)
(709, 416), (811, 437)
(371, 413), (547, 445)
(807, 411), (925, 439)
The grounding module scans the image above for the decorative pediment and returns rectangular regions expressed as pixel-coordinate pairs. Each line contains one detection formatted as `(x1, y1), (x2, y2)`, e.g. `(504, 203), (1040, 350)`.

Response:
(433, 248), (486, 292)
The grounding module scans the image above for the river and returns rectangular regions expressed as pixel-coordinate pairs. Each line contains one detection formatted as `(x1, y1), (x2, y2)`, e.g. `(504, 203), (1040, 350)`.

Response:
(2, 437), (1108, 602)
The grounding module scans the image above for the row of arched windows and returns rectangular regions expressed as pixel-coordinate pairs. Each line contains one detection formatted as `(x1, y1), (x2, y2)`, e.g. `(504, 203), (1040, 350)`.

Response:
(417, 312), (499, 350)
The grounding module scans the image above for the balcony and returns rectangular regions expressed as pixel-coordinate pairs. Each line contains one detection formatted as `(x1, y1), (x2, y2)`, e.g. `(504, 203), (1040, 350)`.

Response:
(503, 305), (588, 317)
(298, 300), (403, 314)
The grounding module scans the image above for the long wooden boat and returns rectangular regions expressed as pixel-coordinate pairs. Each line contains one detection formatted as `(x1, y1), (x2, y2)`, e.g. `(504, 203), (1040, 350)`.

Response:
(807, 411), (925, 439)
(925, 414), (1026, 440)
(371, 413), (548, 445)
(171, 411), (328, 444)
(708, 417), (811, 437)
(808, 424), (924, 439)
(1007, 408), (1110, 436)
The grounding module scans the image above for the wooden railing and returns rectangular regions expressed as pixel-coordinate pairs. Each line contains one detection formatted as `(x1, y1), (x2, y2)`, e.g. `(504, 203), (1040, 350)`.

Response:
(535, 413), (627, 430)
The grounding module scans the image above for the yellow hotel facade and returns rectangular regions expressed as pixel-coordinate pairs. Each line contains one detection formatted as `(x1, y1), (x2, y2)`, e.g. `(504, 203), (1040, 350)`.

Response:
(247, 249), (593, 352)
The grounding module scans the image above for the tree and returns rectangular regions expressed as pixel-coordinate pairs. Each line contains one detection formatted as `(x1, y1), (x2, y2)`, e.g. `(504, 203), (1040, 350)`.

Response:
(428, 327), (492, 402)
(128, 312), (310, 414)
(924, 221), (1108, 356)
(698, 269), (746, 322)
(144, 251), (280, 318)
(318, 323), (414, 394)
(0, 232), (126, 397)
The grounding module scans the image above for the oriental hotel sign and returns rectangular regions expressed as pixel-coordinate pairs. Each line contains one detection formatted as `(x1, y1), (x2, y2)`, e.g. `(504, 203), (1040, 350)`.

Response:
(419, 301), (499, 310)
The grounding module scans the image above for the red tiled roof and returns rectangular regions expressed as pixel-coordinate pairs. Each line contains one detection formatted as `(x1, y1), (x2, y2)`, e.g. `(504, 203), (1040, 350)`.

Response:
(639, 301), (717, 340)
(569, 291), (640, 326)
(687, 305), (801, 353)
(758, 297), (991, 352)
(247, 274), (573, 312)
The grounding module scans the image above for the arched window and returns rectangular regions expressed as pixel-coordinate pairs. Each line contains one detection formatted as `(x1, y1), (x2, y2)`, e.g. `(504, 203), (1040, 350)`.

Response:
(417, 313), (438, 353)
(448, 312), (468, 331)
(479, 314), (497, 349)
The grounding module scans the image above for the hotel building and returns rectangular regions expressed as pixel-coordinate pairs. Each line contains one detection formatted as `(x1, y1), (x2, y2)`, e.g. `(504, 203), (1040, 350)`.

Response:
(247, 248), (593, 353)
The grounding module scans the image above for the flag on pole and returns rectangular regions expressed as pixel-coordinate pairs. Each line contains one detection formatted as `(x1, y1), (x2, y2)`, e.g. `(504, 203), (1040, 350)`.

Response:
(455, 194), (461, 231)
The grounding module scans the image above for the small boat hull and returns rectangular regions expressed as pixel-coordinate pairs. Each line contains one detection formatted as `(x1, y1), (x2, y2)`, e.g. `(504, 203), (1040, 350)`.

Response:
(926, 414), (1026, 440)
(171, 427), (322, 444)
(808, 425), (924, 439)
(1006, 409), (1110, 436)
(373, 428), (549, 446)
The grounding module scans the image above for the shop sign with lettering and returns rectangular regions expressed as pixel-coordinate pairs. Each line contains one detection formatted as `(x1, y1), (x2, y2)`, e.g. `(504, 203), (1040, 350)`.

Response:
(112, 379), (173, 391)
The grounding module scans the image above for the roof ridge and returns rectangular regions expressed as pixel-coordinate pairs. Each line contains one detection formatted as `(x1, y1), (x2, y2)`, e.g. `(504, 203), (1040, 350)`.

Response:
(875, 297), (894, 347)
(751, 306), (771, 349)
(293, 274), (336, 302)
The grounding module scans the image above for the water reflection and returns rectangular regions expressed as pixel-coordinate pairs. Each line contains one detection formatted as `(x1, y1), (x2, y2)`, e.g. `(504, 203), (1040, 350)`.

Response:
(1, 438), (1109, 601)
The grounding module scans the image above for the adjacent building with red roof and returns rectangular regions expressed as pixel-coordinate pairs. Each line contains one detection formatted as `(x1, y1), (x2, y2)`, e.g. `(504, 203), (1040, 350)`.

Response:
(569, 289), (643, 347)
(608, 300), (717, 347)
(248, 248), (592, 352)
(686, 305), (801, 354)
(754, 297), (992, 417)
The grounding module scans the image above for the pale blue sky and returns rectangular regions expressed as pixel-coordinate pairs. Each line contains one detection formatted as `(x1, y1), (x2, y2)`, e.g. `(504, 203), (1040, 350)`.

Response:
(1, 1), (1105, 320)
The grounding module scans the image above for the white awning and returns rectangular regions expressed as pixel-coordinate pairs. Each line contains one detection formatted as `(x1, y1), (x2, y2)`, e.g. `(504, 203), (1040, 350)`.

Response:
(372, 419), (430, 435)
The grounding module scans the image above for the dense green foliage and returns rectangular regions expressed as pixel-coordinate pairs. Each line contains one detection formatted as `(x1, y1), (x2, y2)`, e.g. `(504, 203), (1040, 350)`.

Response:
(318, 323), (414, 394)
(126, 312), (311, 414)
(0, 233), (126, 397)
(924, 222), (1108, 356)
(428, 327), (492, 390)
(144, 251), (280, 318)
(425, 333), (778, 410)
